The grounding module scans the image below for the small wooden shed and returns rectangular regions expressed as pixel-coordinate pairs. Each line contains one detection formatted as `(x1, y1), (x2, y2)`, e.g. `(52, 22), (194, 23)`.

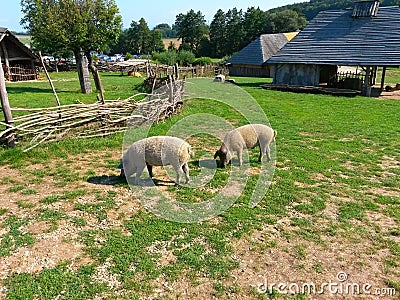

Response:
(0, 27), (38, 81)
(227, 32), (298, 78)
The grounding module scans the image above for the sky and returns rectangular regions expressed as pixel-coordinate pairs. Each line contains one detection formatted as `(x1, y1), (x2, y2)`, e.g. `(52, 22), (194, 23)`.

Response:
(0, 0), (301, 32)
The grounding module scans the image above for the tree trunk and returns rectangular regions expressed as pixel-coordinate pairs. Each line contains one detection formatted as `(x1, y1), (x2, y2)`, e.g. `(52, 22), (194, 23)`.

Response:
(75, 50), (92, 94)
(85, 51), (105, 103)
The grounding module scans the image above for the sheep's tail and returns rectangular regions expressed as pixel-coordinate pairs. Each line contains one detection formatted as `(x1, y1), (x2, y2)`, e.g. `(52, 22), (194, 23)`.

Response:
(188, 145), (195, 158)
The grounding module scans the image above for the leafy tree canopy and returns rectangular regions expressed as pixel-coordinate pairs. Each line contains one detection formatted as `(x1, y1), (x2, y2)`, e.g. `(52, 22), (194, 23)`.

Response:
(20, 0), (123, 56)
(174, 10), (209, 54)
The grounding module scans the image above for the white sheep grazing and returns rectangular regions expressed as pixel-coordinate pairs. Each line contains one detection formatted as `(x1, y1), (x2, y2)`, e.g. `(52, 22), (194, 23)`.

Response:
(213, 74), (225, 82)
(214, 124), (277, 167)
(118, 136), (192, 185)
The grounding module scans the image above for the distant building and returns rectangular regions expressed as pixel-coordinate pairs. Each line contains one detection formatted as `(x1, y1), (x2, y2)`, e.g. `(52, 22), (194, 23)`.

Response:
(0, 27), (38, 81)
(227, 32), (298, 78)
(267, 0), (400, 96)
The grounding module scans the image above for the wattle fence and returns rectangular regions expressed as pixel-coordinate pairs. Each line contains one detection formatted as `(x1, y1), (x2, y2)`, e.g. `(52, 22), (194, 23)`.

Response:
(0, 75), (185, 151)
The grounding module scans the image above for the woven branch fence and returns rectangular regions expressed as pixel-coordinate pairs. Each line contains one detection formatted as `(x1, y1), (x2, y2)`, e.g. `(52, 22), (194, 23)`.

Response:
(0, 78), (185, 152)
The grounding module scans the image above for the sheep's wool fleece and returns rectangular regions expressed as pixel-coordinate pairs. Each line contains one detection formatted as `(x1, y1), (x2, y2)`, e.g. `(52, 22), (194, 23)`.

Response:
(225, 124), (274, 150)
(124, 136), (191, 166)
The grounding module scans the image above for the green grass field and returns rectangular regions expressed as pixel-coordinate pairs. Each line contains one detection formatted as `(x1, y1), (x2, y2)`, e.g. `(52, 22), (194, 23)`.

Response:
(0, 72), (399, 299)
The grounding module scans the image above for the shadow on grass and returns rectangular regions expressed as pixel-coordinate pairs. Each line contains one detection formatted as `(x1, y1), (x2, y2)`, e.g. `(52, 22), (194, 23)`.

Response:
(100, 73), (131, 77)
(234, 82), (266, 89)
(88, 159), (218, 187)
(87, 174), (176, 187)
(87, 175), (127, 186)
(191, 159), (218, 169)
(6, 86), (53, 94)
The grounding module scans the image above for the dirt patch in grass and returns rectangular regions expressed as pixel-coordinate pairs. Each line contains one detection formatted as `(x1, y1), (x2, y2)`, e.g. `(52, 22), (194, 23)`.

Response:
(0, 151), (141, 282)
(0, 221), (91, 280)
(368, 187), (400, 198)
(230, 229), (394, 299)
(379, 155), (400, 170)
(378, 89), (400, 100)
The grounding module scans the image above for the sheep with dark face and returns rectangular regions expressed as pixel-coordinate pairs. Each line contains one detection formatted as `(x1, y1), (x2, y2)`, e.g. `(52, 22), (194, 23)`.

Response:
(118, 136), (192, 185)
(214, 124), (277, 167)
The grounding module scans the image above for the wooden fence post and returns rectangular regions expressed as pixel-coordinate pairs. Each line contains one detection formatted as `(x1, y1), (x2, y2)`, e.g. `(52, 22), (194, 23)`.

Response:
(0, 56), (16, 148)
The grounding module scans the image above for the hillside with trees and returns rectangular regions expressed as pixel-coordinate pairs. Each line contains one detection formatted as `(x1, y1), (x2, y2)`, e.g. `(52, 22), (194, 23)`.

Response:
(271, 0), (400, 20)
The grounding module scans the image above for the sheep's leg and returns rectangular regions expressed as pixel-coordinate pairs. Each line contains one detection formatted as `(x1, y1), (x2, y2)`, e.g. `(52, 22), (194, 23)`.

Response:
(146, 163), (153, 178)
(258, 148), (263, 162)
(123, 164), (136, 179)
(259, 143), (267, 162)
(237, 149), (243, 166)
(266, 144), (271, 162)
(173, 164), (185, 185)
(135, 164), (146, 185)
(182, 163), (190, 184)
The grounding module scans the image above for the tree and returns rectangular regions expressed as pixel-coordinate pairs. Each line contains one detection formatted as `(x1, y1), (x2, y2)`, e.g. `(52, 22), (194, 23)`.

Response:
(149, 30), (165, 53)
(209, 9), (226, 58)
(111, 29), (130, 54)
(242, 7), (268, 44)
(124, 18), (164, 55)
(174, 10), (209, 55)
(127, 18), (151, 55)
(267, 10), (307, 33)
(20, 0), (122, 94)
(154, 23), (177, 38)
(224, 8), (245, 56)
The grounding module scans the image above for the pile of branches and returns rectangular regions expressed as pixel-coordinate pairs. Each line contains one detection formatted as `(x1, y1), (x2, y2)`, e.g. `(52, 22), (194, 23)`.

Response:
(0, 79), (186, 151)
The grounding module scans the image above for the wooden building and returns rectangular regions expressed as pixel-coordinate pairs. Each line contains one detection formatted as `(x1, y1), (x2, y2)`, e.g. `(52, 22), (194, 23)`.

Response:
(227, 32), (298, 78)
(267, 0), (400, 96)
(0, 27), (38, 81)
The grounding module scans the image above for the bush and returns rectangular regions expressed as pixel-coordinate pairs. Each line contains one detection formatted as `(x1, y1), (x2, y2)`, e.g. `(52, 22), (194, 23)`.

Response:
(192, 57), (213, 66)
(153, 50), (195, 67)
(125, 52), (133, 60)
(154, 50), (178, 66)
(177, 50), (195, 67)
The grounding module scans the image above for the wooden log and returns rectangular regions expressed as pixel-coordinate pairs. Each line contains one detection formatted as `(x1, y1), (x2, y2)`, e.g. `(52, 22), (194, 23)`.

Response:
(76, 51), (92, 94)
(86, 51), (105, 104)
(0, 56), (15, 147)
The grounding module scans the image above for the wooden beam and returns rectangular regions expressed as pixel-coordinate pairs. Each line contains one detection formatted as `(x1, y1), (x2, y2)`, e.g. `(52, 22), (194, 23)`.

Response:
(0, 56), (15, 148)
(362, 66), (371, 97)
(0, 42), (10, 80)
(6, 57), (35, 61)
(380, 66), (387, 91)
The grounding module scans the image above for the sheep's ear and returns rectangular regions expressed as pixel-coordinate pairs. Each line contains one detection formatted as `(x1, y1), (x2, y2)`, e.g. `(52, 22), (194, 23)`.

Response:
(214, 150), (220, 159)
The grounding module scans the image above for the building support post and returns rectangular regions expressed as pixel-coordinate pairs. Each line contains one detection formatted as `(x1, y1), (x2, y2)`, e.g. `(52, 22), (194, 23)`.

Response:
(363, 66), (371, 97)
(380, 66), (387, 91)
(0, 56), (15, 148)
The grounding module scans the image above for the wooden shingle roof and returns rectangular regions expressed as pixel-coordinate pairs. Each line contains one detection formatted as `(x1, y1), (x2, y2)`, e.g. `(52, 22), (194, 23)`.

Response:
(268, 6), (400, 67)
(228, 33), (293, 66)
